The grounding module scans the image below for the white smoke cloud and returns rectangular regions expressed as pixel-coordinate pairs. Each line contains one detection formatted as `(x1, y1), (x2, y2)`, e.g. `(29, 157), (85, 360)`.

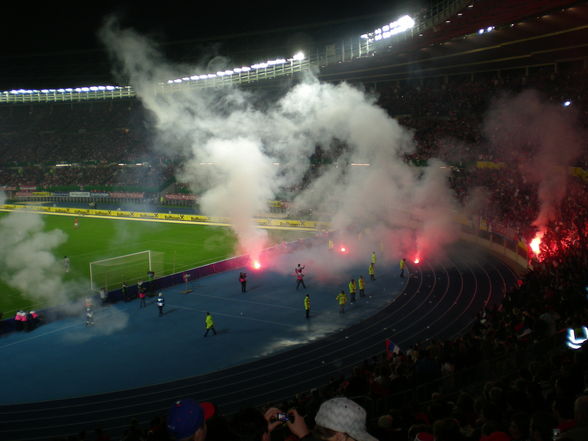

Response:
(482, 89), (584, 231)
(0, 192), (104, 317)
(99, 18), (460, 269)
(62, 305), (130, 343)
(0, 210), (88, 308)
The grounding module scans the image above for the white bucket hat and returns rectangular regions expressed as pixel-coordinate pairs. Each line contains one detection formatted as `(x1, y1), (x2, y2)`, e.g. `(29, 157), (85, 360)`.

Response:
(315, 397), (378, 441)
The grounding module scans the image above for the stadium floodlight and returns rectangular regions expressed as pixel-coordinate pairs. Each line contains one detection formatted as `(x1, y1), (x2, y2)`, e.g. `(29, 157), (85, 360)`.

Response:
(563, 100), (572, 107)
(487, 26), (494, 32)
(363, 14), (415, 43)
(397, 15), (415, 29)
(360, 34), (369, 39)
(158, 52), (304, 89)
(478, 28), (485, 34)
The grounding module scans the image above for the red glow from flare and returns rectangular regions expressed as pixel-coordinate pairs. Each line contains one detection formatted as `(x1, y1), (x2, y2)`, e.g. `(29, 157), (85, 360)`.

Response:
(530, 234), (542, 256)
(339, 246), (348, 254)
(252, 260), (262, 270)
(414, 257), (420, 264)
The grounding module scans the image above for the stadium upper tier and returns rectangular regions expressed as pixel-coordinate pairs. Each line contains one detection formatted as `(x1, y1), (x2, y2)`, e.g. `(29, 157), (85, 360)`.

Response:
(3, 0), (582, 103)
(0, 66), (586, 171)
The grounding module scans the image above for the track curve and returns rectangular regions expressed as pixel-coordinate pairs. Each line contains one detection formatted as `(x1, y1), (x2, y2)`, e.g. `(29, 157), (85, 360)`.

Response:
(0, 243), (519, 441)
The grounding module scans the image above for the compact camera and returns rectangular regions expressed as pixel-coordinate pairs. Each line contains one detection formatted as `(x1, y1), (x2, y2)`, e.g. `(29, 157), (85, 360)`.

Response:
(275, 412), (294, 423)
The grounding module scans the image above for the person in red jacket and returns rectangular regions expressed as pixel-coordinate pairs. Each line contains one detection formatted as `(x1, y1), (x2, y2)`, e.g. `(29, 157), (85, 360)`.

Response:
(138, 283), (147, 308)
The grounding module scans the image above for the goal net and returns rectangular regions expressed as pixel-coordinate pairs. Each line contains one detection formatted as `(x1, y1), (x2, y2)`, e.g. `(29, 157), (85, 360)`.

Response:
(89, 250), (164, 291)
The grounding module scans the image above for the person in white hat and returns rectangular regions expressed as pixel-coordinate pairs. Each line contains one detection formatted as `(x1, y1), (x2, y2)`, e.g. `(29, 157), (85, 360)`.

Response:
(267, 397), (379, 441)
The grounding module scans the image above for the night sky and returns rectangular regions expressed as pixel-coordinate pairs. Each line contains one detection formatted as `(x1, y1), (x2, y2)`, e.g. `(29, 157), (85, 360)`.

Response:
(0, 0), (430, 90)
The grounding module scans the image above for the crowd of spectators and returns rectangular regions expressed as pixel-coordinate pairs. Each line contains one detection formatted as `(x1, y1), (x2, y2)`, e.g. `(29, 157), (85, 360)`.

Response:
(1, 67), (588, 192)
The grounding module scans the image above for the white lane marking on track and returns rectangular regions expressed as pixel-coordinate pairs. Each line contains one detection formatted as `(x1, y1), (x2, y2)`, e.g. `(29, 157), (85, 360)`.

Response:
(0, 321), (82, 349)
(169, 304), (293, 327)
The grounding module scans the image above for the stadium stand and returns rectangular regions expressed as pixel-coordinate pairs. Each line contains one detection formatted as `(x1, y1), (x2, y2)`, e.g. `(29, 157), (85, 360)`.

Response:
(1, 0), (588, 440)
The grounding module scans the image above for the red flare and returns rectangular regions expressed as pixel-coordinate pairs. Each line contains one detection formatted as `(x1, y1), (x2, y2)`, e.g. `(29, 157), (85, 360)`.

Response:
(530, 234), (542, 256)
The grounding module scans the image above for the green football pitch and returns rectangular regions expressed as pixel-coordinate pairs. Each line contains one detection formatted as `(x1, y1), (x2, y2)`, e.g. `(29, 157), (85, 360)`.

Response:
(0, 213), (315, 316)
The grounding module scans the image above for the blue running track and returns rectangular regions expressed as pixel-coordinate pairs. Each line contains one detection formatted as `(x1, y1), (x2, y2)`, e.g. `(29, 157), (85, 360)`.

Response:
(0, 242), (519, 440)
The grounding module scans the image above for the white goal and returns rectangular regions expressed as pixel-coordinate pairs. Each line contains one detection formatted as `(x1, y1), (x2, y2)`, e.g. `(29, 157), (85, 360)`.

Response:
(89, 250), (164, 291)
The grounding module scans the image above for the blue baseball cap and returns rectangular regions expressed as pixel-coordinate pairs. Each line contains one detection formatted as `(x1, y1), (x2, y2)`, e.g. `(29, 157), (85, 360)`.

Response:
(167, 399), (216, 440)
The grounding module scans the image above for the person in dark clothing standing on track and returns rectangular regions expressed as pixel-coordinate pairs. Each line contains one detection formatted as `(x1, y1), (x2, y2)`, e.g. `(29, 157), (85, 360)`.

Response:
(239, 272), (247, 293)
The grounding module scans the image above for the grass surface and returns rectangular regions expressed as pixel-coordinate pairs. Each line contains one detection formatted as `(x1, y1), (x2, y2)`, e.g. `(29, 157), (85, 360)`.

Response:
(0, 213), (314, 315)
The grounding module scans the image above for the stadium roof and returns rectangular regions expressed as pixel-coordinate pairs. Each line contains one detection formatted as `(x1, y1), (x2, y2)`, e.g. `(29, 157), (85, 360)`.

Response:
(0, 0), (429, 91)
(321, 0), (588, 82)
